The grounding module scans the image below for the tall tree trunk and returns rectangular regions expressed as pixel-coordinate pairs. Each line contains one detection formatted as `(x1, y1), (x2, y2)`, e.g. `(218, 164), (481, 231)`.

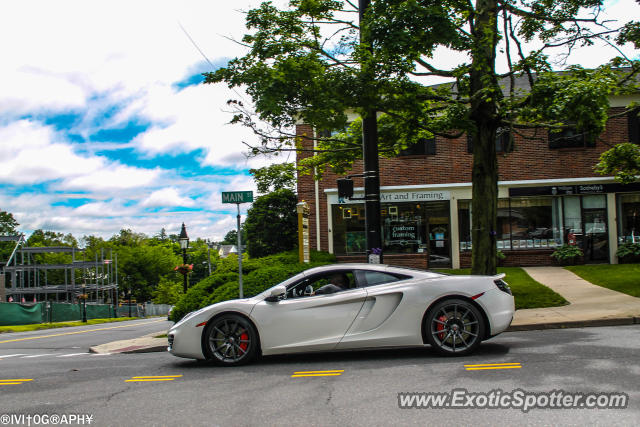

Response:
(470, 0), (500, 275)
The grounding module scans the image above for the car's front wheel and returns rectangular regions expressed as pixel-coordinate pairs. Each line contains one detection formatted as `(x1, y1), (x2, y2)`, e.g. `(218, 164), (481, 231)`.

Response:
(203, 314), (258, 366)
(425, 299), (485, 356)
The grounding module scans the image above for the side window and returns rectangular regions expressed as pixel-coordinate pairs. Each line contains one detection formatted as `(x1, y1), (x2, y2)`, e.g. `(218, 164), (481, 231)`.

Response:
(287, 271), (357, 298)
(358, 270), (406, 287)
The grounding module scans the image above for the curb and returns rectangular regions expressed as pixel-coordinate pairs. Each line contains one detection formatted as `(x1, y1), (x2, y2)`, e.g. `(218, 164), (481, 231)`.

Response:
(507, 316), (640, 332)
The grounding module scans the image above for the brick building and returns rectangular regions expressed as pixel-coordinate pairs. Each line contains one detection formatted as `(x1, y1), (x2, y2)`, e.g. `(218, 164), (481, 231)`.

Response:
(296, 98), (640, 269)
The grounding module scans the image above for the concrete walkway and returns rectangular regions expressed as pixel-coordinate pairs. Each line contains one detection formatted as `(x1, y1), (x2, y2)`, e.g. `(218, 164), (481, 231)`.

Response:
(510, 266), (640, 330)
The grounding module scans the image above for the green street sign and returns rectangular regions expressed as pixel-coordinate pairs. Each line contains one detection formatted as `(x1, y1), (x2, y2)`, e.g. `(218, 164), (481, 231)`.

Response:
(222, 191), (254, 204)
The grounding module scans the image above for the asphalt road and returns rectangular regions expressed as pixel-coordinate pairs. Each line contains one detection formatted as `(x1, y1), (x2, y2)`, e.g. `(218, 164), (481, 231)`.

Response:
(0, 318), (172, 353)
(1, 325), (639, 426)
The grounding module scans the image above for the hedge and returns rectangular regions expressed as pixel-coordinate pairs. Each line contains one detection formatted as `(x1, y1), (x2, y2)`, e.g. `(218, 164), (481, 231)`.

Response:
(170, 250), (335, 321)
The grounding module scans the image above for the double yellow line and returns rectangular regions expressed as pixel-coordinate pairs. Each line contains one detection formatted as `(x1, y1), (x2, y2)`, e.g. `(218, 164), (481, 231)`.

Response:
(0, 378), (33, 386)
(125, 375), (182, 382)
(464, 362), (522, 371)
(291, 370), (344, 378)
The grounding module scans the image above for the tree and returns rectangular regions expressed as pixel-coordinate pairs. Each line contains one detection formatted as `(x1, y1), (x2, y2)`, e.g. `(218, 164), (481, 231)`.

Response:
(0, 210), (20, 262)
(244, 189), (298, 258)
(152, 276), (183, 305)
(595, 142), (640, 184)
(209, 0), (639, 274)
(222, 230), (238, 245)
(0, 210), (19, 234)
(249, 162), (297, 194)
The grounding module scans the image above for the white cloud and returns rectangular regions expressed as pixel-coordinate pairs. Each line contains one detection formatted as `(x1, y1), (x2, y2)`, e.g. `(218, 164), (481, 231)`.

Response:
(0, 120), (104, 184)
(142, 188), (195, 207)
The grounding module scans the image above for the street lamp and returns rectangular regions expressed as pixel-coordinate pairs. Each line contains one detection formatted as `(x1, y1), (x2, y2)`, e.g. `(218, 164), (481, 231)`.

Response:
(81, 282), (87, 323)
(179, 223), (190, 293)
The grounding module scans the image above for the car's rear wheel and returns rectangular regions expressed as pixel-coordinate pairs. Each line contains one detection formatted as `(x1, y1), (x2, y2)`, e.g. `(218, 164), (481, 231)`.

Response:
(425, 299), (485, 356)
(203, 314), (258, 366)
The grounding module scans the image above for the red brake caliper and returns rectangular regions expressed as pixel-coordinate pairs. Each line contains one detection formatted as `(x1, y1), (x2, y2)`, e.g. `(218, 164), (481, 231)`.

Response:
(436, 315), (448, 341)
(239, 332), (249, 352)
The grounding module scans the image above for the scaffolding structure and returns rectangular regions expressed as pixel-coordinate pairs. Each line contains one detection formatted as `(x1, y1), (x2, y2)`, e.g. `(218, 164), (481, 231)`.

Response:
(1, 235), (118, 304)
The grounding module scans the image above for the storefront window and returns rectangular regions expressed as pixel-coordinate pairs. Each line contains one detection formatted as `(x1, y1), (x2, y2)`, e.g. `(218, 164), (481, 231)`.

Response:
(618, 194), (640, 243)
(459, 197), (563, 251)
(332, 200), (451, 266)
(331, 204), (365, 254)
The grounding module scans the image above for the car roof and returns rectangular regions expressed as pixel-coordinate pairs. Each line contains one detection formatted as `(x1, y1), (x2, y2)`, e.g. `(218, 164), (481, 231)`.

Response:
(302, 263), (439, 278)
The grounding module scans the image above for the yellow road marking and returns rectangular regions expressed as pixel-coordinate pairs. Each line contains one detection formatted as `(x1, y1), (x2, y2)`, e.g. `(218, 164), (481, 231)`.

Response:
(291, 374), (343, 377)
(131, 375), (183, 379)
(125, 378), (177, 382)
(293, 370), (344, 374)
(464, 363), (521, 367)
(0, 383), (23, 385)
(0, 379), (33, 382)
(465, 366), (522, 371)
(0, 320), (163, 344)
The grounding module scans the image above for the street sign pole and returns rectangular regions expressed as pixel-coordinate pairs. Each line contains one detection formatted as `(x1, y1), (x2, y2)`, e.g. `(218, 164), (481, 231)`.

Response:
(236, 202), (243, 298)
(222, 191), (253, 299)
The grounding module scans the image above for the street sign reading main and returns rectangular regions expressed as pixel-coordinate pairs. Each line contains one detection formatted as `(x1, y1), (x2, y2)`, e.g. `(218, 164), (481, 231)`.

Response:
(222, 191), (253, 204)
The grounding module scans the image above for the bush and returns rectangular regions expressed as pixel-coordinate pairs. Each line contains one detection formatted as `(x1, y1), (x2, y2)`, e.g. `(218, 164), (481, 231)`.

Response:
(616, 242), (640, 263)
(170, 250), (336, 321)
(550, 244), (583, 265)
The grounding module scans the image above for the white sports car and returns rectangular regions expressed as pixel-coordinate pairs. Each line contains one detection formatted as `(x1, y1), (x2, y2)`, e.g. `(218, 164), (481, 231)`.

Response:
(168, 263), (514, 365)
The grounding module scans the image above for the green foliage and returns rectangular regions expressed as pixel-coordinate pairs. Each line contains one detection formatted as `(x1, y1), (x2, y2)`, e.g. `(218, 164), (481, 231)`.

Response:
(550, 244), (584, 264)
(152, 276), (183, 305)
(170, 249), (336, 321)
(208, 0), (638, 276)
(616, 242), (640, 263)
(0, 210), (20, 261)
(0, 210), (19, 234)
(249, 162), (296, 194)
(244, 189), (298, 258)
(496, 250), (506, 261)
(595, 142), (640, 184)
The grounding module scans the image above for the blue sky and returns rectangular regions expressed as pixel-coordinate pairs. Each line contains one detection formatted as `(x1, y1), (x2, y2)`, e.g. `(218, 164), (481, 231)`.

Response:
(0, 0), (292, 241)
(0, 0), (633, 242)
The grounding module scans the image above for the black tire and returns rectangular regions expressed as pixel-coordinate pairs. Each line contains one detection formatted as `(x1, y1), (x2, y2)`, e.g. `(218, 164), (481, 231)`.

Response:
(425, 298), (485, 356)
(202, 314), (259, 366)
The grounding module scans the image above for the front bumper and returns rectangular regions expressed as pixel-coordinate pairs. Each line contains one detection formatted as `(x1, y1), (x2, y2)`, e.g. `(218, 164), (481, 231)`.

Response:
(168, 322), (206, 360)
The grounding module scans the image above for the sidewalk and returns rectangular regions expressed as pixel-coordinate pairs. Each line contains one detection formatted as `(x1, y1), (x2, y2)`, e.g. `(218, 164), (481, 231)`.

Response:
(91, 266), (640, 353)
(509, 266), (640, 330)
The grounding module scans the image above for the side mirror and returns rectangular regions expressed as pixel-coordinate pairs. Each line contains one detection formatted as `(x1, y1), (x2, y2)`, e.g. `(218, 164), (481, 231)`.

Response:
(265, 285), (286, 302)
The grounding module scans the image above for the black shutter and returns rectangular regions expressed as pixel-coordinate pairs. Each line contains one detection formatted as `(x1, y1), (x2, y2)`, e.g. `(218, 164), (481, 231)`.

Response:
(467, 135), (474, 153)
(629, 108), (640, 144)
(548, 130), (559, 149)
(425, 138), (436, 155)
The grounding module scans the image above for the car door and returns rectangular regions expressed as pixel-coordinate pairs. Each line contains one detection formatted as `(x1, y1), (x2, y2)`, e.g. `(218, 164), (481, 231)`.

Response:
(337, 269), (424, 349)
(251, 271), (367, 355)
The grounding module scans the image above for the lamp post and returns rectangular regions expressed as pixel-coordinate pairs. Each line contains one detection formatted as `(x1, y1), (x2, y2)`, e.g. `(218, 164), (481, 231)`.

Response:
(81, 282), (87, 323)
(179, 223), (190, 293)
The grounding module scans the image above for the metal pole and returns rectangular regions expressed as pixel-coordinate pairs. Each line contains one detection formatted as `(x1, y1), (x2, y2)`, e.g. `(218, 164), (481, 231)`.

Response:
(114, 252), (118, 309)
(182, 247), (188, 293)
(237, 203), (244, 298)
(359, 0), (383, 264)
(207, 245), (212, 276)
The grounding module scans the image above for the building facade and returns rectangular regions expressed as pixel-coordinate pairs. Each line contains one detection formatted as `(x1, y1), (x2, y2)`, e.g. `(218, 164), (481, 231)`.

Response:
(296, 101), (640, 269)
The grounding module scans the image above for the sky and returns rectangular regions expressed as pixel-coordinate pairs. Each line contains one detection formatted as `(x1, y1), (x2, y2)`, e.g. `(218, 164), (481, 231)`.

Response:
(0, 0), (635, 243)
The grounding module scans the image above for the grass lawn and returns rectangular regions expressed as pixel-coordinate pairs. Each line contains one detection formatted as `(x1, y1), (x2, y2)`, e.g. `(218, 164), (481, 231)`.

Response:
(435, 267), (568, 310)
(0, 317), (139, 334)
(565, 264), (640, 297)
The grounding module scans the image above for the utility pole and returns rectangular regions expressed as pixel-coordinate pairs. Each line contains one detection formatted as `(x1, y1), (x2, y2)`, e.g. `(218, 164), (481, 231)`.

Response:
(359, 0), (383, 264)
